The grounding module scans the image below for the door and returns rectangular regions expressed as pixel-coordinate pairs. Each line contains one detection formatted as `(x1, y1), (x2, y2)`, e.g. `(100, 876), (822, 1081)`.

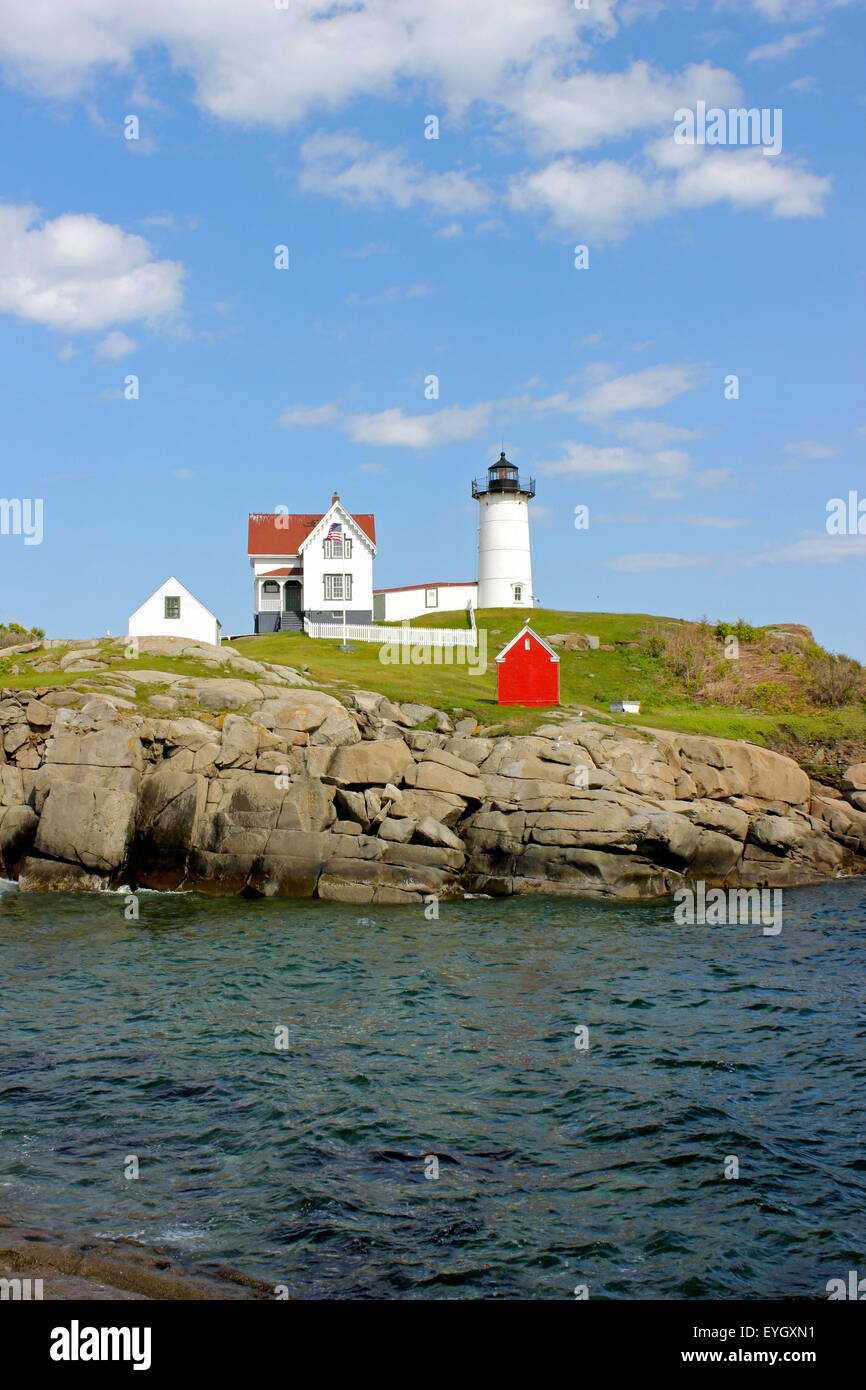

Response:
(284, 582), (302, 611)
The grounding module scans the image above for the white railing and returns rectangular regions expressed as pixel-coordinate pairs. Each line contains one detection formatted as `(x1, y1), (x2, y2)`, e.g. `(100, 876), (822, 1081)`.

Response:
(258, 597), (281, 612)
(303, 619), (477, 648)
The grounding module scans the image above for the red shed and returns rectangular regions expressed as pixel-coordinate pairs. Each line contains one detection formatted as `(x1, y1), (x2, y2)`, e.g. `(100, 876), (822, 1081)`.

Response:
(495, 624), (560, 707)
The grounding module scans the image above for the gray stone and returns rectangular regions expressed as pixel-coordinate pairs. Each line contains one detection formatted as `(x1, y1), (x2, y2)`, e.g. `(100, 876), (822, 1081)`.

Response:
(173, 678), (263, 711)
(414, 816), (465, 851)
(400, 702), (436, 726)
(25, 699), (53, 728)
(333, 820), (362, 836)
(215, 715), (259, 769)
(254, 691), (344, 733)
(308, 710), (361, 747)
(378, 816), (416, 843)
(327, 740), (414, 788)
(454, 717), (477, 735)
(415, 761), (482, 800)
(135, 768), (206, 889)
(48, 725), (145, 771)
(35, 781), (137, 873)
(18, 856), (108, 893)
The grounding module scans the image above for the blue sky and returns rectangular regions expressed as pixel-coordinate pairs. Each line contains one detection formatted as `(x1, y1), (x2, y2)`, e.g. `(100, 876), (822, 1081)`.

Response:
(0, 0), (863, 654)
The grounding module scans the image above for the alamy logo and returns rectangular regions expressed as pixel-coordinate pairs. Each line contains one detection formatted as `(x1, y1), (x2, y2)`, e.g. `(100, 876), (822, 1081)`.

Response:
(673, 101), (782, 156)
(0, 497), (43, 546)
(0, 1276), (44, 1299)
(379, 629), (487, 676)
(49, 1321), (152, 1371)
(826, 1270), (866, 1300)
(826, 491), (866, 535)
(674, 883), (782, 936)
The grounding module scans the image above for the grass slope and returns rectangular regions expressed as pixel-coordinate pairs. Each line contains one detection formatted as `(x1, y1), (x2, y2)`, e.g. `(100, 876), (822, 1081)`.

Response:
(2, 611), (863, 753)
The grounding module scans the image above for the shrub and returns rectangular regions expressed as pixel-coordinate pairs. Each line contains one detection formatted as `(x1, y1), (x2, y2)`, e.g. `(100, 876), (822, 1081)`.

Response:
(714, 618), (760, 645)
(750, 680), (798, 714)
(0, 621), (45, 649)
(803, 648), (864, 709)
(640, 626), (667, 659)
(640, 621), (717, 694)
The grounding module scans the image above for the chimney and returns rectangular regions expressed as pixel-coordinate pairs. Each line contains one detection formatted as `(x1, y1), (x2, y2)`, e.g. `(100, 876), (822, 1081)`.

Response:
(332, 491), (340, 504)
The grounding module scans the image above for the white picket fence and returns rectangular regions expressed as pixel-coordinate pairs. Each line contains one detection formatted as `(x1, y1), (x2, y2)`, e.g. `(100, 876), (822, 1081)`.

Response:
(303, 618), (477, 648)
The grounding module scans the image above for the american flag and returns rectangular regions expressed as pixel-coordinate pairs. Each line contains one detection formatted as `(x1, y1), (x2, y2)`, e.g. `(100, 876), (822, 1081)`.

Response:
(327, 522), (342, 539)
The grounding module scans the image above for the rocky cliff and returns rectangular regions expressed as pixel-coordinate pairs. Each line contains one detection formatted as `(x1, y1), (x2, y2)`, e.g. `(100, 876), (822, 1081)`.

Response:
(2, 678), (865, 901)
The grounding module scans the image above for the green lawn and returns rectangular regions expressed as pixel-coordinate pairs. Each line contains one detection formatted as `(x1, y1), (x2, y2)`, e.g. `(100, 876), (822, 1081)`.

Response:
(234, 610), (866, 746)
(3, 611), (864, 751)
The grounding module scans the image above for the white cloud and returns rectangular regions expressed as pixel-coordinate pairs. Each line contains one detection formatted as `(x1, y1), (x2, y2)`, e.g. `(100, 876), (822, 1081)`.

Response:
(0, 3), (835, 250)
(348, 403), (490, 448)
(669, 147), (832, 219)
(731, 0), (854, 19)
(695, 467), (737, 490)
(95, 329), (137, 358)
(299, 131), (489, 215)
(679, 513), (746, 529)
(0, 202), (184, 333)
(0, 0), (614, 121)
(510, 59), (741, 154)
(536, 441), (692, 484)
(346, 283), (432, 308)
(275, 398), (489, 447)
(512, 133), (832, 239)
(605, 551), (711, 572)
(615, 418), (701, 448)
(574, 364), (702, 416)
(781, 439), (836, 458)
(746, 532), (866, 564)
(277, 403), (339, 427)
(341, 242), (396, 259)
(509, 158), (667, 240)
(595, 512), (651, 524)
(746, 26), (823, 61)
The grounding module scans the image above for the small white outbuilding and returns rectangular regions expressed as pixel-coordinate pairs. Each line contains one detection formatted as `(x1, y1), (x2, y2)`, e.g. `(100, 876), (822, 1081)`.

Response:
(128, 576), (221, 647)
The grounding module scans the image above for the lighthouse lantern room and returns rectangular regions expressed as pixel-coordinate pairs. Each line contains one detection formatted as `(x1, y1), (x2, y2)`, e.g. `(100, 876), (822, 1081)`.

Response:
(471, 452), (535, 609)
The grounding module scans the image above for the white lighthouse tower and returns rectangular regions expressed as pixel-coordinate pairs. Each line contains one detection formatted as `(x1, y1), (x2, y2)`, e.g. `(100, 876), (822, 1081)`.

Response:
(472, 451), (535, 609)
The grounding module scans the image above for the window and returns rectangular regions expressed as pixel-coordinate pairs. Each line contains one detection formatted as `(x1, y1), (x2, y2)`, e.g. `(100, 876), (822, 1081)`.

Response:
(262, 581), (279, 594)
(324, 574), (352, 602)
(323, 537), (352, 559)
(164, 595), (180, 619)
(512, 584), (523, 602)
(425, 587), (438, 608)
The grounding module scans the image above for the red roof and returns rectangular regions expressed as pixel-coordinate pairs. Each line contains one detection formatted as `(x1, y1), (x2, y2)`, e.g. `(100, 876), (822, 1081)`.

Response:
(260, 566), (302, 577)
(373, 581), (476, 594)
(248, 512), (376, 554)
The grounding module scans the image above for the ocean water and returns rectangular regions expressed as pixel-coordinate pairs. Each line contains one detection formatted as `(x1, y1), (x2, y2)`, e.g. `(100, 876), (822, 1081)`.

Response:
(0, 877), (864, 1300)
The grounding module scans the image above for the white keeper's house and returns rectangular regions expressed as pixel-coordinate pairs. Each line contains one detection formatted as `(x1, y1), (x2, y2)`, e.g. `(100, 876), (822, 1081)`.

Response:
(248, 453), (536, 634)
(249, 492), (377, 633)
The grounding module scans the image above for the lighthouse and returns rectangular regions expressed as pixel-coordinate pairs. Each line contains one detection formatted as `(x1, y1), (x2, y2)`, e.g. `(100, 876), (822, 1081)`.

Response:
(472, 451), (535, 609)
